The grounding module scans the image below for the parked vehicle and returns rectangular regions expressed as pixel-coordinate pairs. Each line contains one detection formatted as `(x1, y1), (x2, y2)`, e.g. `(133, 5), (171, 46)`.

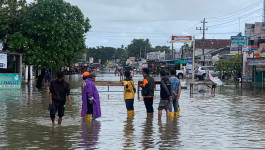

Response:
(176, 70), (184, 79)
(176, 66), (187, 79)
(195, 66), (220, 80)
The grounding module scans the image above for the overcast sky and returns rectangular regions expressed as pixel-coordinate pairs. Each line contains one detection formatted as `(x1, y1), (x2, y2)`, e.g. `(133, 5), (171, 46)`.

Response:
(29, 0), (263, 49)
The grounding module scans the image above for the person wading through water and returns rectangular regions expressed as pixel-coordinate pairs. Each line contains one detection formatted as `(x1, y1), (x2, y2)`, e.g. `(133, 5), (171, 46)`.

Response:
(81, 73), (101, 121)
(49, 71), (72, 125)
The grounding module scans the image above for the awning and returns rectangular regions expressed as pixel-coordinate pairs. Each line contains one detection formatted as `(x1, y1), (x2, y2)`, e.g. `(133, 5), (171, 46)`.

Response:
(174, 60), (187, 64)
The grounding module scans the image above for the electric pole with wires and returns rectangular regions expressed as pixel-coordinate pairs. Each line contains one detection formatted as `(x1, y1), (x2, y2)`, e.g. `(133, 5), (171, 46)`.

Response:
(196, 18), (208, 66)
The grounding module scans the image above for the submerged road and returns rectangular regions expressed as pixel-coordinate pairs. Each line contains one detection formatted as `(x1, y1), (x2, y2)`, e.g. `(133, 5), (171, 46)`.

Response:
(0, 73), (265, 149)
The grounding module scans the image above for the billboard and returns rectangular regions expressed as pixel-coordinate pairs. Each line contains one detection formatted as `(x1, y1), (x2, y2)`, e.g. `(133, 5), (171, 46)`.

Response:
(230, 36), (248, 54)
(0, 53), (7, 68)
(171, 36), (192, 43)
(147, 52), (160, 60)
(0, 74), (21, 89)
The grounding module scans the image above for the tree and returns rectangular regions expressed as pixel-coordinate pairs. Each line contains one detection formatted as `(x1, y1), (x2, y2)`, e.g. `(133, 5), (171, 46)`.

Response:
(87, 47), (116, 65)
(86, 46), (127, 66)
(6, 0), (91, 69)
(152, 45), (171, 53)
(214, 55), (242, 86)
(127, 39), (152, 58)
(0, 0), (28, 49)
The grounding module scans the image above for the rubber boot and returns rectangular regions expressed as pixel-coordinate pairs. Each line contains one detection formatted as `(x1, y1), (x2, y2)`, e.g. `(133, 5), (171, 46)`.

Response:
(174, 112), (179, 117)
(131, 110), (135, 116)
(127, 110), (132, 117)
(178, 106), (180, 112)
(84, 114), (92, 121)
(128, 110), (135, 118)
(169, 112), (174, 118)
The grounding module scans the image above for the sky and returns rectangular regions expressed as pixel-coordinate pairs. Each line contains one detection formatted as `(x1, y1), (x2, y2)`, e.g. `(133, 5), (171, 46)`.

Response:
(28, 0), (264, 50)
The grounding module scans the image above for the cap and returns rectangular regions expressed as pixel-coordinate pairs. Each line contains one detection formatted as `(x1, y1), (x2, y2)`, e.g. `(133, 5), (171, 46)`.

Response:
(83, 71), (90, 77)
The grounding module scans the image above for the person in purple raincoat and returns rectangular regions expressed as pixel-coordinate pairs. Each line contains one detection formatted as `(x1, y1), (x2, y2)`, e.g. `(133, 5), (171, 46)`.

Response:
(82, 73), (101, 120)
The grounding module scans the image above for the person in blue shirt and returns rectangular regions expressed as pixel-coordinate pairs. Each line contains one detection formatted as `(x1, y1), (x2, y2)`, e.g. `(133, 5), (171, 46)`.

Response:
(169, 69), (181, 117)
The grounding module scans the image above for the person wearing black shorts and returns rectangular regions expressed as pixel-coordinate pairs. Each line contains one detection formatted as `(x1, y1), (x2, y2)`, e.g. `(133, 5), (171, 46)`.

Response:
(158, 70), (172, 121)
(49, 71), (72, 125)
(140, 68), (155, 117)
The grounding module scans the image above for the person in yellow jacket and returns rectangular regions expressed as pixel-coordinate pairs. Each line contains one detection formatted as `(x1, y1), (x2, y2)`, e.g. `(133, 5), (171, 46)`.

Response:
(123, 70), (136, 117)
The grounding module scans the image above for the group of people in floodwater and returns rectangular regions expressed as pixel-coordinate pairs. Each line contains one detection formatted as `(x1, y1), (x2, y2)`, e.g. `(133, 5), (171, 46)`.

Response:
(48, 68), (181, 125)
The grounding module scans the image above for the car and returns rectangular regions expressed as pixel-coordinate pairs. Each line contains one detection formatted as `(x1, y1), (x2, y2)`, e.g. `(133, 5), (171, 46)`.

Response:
(176, 66), (187, 79)
(195, 66), (220, 80)
(176, 69), (184, 79)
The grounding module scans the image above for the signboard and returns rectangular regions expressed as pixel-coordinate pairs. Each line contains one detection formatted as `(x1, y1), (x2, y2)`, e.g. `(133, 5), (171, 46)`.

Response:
(230, 46), (256, 54)
(186, 57), (193, 71)
(129, 57), (135, 61)
(0, 53), (7, 68)
(89, 57), (93, 64)
(243, 51), (254, 80)
(230, 36), (248, 54)
(0, 74), (21, 89)
(171, 36), (192, 43)
(231, 36), (247, 47)
(147, 52), (160, 60)
(98, 59), (101, 64)
(186, 57), (192, 64)
(248, 58), (265, 66)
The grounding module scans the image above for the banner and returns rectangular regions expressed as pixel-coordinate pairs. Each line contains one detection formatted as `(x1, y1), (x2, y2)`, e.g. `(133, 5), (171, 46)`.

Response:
(171, 36), (192, 43)
(0, 53), (7, 68)
(0, 74), (21, 89)
(209, 72), (223, 86)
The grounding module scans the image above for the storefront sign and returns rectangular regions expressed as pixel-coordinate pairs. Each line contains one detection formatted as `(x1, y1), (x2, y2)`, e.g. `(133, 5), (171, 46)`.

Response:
(248, 58), (265, 66)
(0, 74), (21, 89)
(0, 53), (7, 68)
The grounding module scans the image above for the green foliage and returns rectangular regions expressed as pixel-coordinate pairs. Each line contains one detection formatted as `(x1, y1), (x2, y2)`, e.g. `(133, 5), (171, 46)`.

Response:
(214, 55), (242, 78)
(86, 46), (127, 65)
(4, 0), (91, 69)
(152, 45), (171, 53)
(0, 0), (28, 48)
(127, 39), (152, 58)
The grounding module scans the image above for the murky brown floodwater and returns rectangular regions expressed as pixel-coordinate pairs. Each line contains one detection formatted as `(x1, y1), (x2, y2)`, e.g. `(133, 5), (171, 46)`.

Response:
(0, 73), (265, 149)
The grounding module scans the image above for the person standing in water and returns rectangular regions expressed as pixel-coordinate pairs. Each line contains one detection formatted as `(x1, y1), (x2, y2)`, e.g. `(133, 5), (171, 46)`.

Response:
(81, 73), (101, 120)
(169, 69), (181, 118)
(140, 68), (155, 117)
(158, 70), (172, 121)
(49, 71), (72, 125)
(123, 70), (136, 117)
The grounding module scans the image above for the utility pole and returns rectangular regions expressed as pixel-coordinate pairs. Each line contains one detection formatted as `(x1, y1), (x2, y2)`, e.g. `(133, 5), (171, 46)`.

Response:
(139, 46), (141, 58)
(171, 41), (173, 59)
(196, 18), (208, 66)
(144, 47), (147, 59)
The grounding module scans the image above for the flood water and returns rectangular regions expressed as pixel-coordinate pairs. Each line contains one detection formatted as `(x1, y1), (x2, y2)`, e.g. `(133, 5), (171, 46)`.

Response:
(0, 73), (265, 149)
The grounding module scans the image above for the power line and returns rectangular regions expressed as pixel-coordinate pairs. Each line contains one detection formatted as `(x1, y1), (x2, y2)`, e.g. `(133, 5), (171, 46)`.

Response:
(207, 9), (263, 27)
(207, 0), (263, 21)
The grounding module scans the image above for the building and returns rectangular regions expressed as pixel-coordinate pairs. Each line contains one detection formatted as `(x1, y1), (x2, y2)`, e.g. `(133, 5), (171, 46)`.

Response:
(245, 22), (265, 47)
(195, 39), (231, 66)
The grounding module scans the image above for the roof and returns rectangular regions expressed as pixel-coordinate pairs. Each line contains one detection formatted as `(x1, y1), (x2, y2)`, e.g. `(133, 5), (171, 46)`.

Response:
(195, 39), (231, 49)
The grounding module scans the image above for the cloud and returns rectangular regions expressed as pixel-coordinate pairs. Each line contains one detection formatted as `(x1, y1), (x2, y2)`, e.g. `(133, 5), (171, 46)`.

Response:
(30, 0), (264, 48)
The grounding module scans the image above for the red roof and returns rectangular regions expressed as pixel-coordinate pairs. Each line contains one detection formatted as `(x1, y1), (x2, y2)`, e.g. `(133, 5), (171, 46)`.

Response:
(195, 39), (231, 49)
